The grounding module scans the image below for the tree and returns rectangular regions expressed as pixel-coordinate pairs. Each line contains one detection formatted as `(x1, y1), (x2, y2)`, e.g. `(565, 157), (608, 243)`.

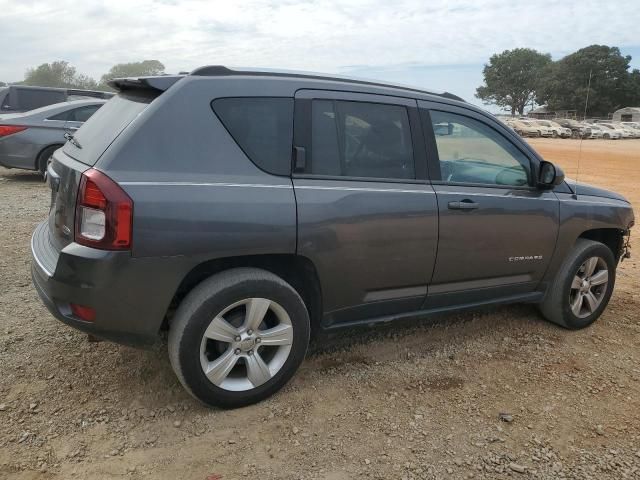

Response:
(100, 60), (165, 85)
(537, 45), (638, 117)
(23, 61), (98, 89)
(476, 48), (552, 115)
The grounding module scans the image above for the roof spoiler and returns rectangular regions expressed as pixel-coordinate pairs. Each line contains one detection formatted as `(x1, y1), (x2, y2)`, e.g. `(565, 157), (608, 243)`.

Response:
(67, 89), (114, 99)
(107, 75), (184, 93)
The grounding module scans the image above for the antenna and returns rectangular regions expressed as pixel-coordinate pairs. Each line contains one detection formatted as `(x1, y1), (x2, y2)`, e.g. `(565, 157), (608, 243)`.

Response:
(575, 69), (592, 199)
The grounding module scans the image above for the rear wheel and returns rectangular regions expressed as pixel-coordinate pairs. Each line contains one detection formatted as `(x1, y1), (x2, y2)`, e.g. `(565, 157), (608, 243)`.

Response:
(552, 131), (558, 138)
(603, 133), (610, 139)
(539, 239), (616, 329)
(168, 268), (310, 408)
(36, 145), (60, 177)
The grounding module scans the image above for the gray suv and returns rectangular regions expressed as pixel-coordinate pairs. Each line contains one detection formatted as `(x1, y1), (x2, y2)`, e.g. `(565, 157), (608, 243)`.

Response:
(31, 67), (634, 408)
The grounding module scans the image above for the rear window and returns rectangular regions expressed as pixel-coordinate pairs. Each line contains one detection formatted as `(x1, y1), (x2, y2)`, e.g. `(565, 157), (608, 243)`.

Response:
(212, 97), (293, 176)
(63, 92), (155, 166)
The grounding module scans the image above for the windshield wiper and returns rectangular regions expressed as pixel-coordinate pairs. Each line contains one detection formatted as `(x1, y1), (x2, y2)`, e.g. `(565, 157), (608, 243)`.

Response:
(64, 132), (82, 149)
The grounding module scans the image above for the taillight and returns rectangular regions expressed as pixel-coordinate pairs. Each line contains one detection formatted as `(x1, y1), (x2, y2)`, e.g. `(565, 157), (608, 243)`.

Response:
(75, 169), (133, 250)
(70, 303), (96, 322)
(0, 125), (27, 137)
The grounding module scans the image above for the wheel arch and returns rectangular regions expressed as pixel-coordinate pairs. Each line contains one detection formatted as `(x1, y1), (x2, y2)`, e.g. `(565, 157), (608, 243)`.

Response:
(577, 228), (626, 261)
(164, 254), (323, 337)
(35, 143), (63, 170)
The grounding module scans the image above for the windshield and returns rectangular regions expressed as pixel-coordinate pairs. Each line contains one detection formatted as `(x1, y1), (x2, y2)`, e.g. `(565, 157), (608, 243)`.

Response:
(63, 91), (157, 166)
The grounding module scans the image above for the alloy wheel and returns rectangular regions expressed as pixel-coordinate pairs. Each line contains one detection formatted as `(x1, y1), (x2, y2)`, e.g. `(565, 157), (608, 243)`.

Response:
(199, 298), (293, 391)
(569, 256), (609, 318)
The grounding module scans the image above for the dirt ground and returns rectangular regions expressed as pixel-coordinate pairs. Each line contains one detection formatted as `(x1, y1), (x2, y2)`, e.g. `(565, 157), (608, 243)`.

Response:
(0, 138), (639, 480)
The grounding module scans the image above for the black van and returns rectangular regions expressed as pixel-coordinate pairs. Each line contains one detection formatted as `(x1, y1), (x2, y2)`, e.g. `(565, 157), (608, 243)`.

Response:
(0, 85), (113, 113)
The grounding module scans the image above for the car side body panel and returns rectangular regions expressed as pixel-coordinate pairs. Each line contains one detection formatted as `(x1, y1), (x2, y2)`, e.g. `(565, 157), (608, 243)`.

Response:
(540, 192), (634, 287)
(0, 125), (65, 169)
(98, 77), (298, 261)
(0, 99), (105, 170)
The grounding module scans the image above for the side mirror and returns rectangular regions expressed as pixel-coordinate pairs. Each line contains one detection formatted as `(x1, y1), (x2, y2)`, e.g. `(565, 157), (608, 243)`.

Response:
(434, 122), (454, 136)
(538, 161), (565, 189)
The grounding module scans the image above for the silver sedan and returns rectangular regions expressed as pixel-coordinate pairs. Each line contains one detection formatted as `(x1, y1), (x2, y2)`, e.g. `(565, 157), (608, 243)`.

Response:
(0, 99), (105, 174)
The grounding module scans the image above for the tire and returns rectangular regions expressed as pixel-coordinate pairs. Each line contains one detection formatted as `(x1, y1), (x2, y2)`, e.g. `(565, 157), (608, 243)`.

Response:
(552, 131), (558, 138)
(36, 145), (60, 177)
(168, 268), (310, 408)
(539, 239), (616, 329)
(603, 133), (610, 139)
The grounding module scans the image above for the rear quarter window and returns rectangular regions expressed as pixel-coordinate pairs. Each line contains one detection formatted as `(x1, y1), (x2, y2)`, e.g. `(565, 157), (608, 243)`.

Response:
(212, 97), (293, 176)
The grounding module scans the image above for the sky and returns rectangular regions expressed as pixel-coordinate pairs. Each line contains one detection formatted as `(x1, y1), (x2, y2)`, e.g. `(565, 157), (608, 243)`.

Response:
(1, 0), (639, 111)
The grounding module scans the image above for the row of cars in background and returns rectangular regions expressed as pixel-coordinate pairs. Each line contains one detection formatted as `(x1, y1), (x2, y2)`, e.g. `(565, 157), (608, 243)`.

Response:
(502, 117), (640, 140)
(0, 85), (112, 174)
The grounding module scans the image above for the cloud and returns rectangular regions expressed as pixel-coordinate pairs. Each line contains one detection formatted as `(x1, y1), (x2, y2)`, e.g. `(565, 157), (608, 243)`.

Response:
(0, 0), (639, 84)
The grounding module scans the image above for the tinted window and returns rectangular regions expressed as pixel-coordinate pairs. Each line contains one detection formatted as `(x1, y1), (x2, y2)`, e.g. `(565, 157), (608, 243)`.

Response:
(48, 110), (72, 121)
(212, 97), (293, 176)
(311, 100), (414, 180)
(50, 105), (100, 122)
(430, 111), (530, 187)
(15, 88), (66, 111)
(0, 88), (10, 110)
(70, 105), (101, 122)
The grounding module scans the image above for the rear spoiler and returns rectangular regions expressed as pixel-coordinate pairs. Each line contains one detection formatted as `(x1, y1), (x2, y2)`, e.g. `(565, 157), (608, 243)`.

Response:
(107, 75), (184, 93)
(67, 89), (114, 99)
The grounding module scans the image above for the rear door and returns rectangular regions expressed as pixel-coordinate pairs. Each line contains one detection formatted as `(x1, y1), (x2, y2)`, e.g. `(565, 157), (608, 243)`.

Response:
(419, 101), (559, 308)
(293, 90), (438, 326)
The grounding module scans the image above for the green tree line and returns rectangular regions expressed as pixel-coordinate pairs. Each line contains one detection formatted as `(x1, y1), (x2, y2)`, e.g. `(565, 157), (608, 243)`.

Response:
(2, 60), (165, 91)
(477, 45), (640, 117)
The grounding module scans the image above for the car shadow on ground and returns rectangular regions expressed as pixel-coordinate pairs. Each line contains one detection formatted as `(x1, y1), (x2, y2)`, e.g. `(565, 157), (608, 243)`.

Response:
(309, 302), (543, 355)
(106, 303), (544, 407)
(0, 171), (44, 183)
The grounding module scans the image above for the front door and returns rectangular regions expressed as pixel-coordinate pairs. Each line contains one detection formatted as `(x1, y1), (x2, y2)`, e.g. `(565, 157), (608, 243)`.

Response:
(420, 103), (559, 307)
(293, 90), (438, 326)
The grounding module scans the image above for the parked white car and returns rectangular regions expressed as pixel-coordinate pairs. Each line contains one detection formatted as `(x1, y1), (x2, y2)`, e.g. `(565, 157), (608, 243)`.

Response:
(532, 120), (572, 138)
(519, 119), (553, 137)
(502, 119), (540, 137)
(617, 124), (640, 138)
(589, 124), (619, 139)
(599, 123), (634, 139)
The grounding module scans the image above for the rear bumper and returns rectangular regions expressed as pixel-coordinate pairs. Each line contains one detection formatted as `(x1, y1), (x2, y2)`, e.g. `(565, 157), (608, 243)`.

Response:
(31, 221), (184, 348)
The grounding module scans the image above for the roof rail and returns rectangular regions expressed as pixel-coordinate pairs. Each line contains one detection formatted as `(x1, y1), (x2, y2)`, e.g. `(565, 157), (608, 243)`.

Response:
(190, 65), (465, 102)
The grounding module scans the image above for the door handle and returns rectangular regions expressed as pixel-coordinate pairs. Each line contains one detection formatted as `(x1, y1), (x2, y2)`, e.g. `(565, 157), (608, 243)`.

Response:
(448, 199), (479, 210)
(292, 146), (306, 172)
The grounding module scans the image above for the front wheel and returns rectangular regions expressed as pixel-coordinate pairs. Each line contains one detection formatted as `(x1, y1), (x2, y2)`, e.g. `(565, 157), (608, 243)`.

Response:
(168, 268), (310, 408)
(539, 239), (616, 329)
